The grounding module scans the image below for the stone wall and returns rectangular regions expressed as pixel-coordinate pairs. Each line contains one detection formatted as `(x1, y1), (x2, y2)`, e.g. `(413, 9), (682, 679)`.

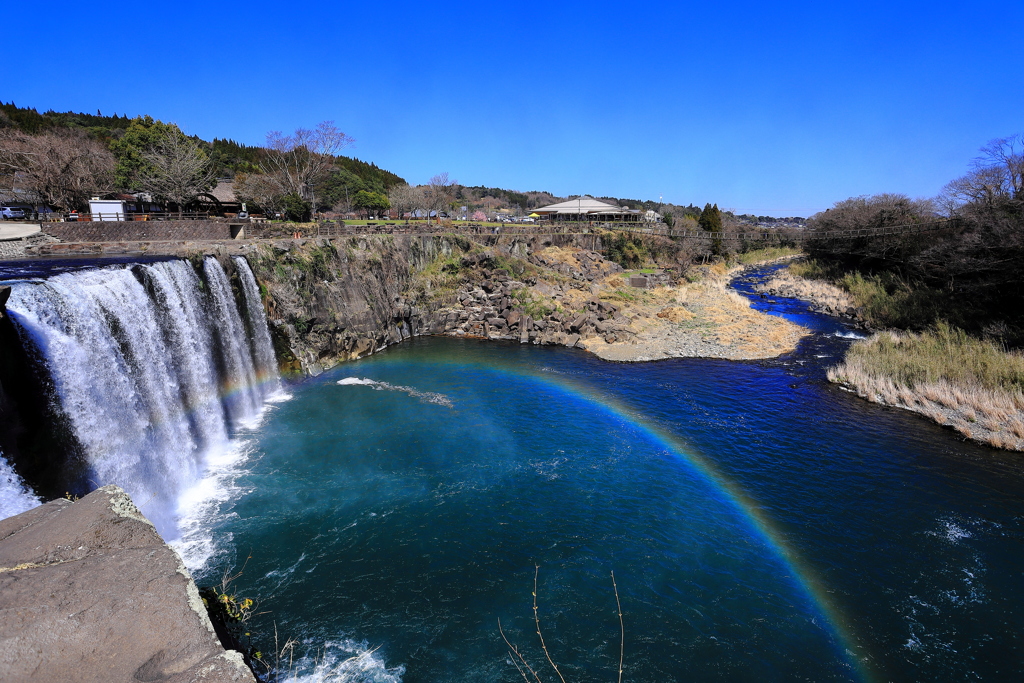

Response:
(0, 233), (59, 259)
(42, 220), (239, 243)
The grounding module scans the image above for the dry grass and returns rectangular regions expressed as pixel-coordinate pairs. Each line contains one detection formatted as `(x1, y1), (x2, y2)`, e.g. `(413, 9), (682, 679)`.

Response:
(728, 246), (803, 266)
(829, 323), (1024, 451)
(755, 269), (857, 313)
(657, 306), (696, 323)
(536, 246), (581, 268)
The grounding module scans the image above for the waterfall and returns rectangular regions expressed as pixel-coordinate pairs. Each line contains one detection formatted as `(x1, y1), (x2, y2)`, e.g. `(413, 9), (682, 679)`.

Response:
(1, 257), (281, 538)
(233, 256), (282, 398)
(203, 258), (263, 426)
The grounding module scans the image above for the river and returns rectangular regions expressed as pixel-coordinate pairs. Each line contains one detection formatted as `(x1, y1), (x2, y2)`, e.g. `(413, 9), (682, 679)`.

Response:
(175, 262), (1024, 682)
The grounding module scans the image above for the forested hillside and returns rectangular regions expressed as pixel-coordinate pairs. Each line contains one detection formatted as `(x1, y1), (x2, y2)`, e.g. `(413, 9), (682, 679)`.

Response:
(0, 102), (404, 189)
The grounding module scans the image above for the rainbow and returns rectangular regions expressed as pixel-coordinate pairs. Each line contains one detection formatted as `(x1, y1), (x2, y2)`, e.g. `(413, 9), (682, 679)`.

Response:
(463, 361), (881, 683)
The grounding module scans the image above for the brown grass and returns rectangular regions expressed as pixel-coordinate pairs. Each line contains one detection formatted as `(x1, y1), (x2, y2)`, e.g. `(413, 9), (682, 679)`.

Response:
(755, 269), (856, 313)
(657, 306), (696, 323)
(829, 323), (1024, 451)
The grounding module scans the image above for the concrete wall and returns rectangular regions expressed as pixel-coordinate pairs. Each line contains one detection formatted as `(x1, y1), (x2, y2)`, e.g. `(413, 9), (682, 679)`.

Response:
(43, 220), (236, 243)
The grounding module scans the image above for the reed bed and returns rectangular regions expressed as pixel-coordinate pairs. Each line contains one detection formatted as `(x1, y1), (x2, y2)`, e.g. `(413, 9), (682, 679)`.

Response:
(828, 323), (1024, 451)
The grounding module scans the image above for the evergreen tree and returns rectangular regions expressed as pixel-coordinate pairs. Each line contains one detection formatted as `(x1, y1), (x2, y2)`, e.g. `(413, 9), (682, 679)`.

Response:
(698, 203), (722, 232)
(699, 203), (724, 256)
(109, 116), (181, 191)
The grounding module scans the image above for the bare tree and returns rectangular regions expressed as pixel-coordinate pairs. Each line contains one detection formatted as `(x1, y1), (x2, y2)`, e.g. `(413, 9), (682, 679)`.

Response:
(426, 172), (458, 224)
(233, 172), (287, 218)
(261, 121), (354, 205)
(137, 128), (216, 214)
(942, 134), (1024, 213)
(388, 183), (425, 222)
(808, 193), (934, 232)
(0, 129), (115, 211)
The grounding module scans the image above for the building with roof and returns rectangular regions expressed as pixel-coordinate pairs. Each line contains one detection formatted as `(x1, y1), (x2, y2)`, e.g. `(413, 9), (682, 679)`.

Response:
(530, 197), (642, 222)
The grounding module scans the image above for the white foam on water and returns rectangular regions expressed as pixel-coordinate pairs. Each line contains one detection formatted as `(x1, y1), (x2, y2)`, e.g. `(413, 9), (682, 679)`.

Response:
(832, 331), (867, 339)
(280, 640), (404, 683)
(896, 515), (991, 669)
(337, 378), (453, 408)
(264, 552), (309, 593)
(170, 438), (255, 572)
(0, 451), (41, 520)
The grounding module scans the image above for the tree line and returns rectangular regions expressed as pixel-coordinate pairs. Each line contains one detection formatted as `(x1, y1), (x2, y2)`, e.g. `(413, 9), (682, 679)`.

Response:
(803, 134), (1024, 342)
(0, 103), (405, 216)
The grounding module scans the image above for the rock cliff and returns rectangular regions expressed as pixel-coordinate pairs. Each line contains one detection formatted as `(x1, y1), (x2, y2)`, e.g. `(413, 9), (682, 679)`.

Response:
(243, 231), (806, 373)
(243, 232), (637, 375)
(0, 485), (255, 683)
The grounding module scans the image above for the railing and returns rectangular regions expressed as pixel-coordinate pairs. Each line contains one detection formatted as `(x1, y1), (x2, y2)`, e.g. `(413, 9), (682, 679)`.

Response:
(64, 212), (211, 222)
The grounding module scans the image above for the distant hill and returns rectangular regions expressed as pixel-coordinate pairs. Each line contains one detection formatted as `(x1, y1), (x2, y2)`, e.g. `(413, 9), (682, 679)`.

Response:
(0, 102), (405, 191)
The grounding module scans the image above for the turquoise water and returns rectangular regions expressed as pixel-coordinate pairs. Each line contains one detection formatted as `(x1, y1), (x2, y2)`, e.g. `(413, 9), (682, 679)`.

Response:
(197, 267), (1024, 682)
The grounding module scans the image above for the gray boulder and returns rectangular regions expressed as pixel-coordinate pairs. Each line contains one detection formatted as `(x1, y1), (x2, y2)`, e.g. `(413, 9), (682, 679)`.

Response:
(0, 485), (255, 683)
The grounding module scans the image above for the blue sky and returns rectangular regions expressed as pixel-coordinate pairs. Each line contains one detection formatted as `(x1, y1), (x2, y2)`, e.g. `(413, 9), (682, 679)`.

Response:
(4, 0), (1021, 216)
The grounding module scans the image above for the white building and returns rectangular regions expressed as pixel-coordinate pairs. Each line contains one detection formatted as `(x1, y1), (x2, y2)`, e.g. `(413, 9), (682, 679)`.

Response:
(530, 197), (642, 222)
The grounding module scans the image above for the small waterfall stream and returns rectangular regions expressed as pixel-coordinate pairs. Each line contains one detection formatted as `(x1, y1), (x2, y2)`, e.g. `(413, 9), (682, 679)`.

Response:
(1, 257), (282, 538)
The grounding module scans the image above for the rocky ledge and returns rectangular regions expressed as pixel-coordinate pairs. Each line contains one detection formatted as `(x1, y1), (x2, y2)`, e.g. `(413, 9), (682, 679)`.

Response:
(427, 248), (807, 362)
(0, 486), (254, 683)
(432, 249), (634, 348)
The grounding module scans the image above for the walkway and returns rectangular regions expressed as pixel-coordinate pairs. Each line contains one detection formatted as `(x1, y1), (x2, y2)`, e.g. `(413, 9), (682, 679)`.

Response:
(0, 223), (41, 240)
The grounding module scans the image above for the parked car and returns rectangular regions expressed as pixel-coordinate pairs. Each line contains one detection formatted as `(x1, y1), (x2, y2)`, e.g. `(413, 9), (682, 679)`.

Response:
(0, 206), (26, 220)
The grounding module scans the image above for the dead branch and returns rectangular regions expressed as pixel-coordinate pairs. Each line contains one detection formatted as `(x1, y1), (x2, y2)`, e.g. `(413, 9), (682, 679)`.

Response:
(533, 565), (567, 683)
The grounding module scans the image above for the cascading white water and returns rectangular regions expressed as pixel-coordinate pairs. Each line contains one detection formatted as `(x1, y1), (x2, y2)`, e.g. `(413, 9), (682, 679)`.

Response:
(203, 258), (263, 426)
(233, 256), (282, 397)
(2, 257), (282, 539)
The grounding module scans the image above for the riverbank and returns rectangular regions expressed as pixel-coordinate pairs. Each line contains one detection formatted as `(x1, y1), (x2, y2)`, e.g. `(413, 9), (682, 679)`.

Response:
(427, 245), (808, 362)
(766, 260), (1024, 452)
(582, 273), (807, 362)
(828, 325), (1024, 451)
(238, 235), (810, 373)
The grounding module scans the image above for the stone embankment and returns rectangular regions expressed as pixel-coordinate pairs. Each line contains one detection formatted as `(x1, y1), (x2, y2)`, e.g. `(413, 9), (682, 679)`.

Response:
(0, 223), (59, 259)
(0, 485), (255, 683)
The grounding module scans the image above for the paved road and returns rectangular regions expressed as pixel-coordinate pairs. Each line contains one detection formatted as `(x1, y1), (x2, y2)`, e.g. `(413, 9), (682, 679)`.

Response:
(0, 222), (42, 240)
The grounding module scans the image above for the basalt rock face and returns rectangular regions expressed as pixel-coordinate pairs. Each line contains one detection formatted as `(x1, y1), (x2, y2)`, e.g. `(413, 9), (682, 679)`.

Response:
(245, 236), (446, 375)
(246, 232), (630, 375)
(0, 485), (255, 683)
